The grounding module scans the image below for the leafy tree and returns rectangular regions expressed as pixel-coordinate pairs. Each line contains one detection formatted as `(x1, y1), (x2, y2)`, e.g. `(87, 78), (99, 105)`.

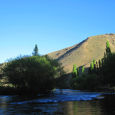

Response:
(88, 67), (91, 74)
(70, 74), (101, 90)
(106, 40), (111, 55)
(98, 59), (101, 76)
(32, 44), (39, 56)
(82, 66), (85, 77)
(96, 61), (99, 76)
(77, 68), (79, 76)
(70, 76), (84, 89)
(102, 53), (115, 86)
(81, 74), (101, 90)
(1, 55), (64, 94)
(55, 74), (67, 89)
(93, 59), (96, 74)
(90, 62), (94, 74)
(93, 59), (96, 64)
(73, 64), (76, 72)
(72, 64), (77, 78)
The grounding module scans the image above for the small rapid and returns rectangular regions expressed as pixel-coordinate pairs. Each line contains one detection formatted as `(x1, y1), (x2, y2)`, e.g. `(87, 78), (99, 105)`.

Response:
(9, 89), (105, 104)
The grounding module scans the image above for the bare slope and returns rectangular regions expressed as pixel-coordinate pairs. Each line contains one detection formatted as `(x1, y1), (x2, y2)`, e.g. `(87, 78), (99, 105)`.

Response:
(47, 33), (115, 74)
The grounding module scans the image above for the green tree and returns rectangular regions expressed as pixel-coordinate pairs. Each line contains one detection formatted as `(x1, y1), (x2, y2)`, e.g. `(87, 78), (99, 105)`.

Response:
(32, 44), (39, 56)
(96, 61), (99, 76)
(82, 66), (85, 77)
(81, 74), (100, 90)
(93, 59), (96, 74)
(1, 55), (64, 94)
(102, 53), (115, 86)
(72, 64), (77, 78)
(98, 59), (101, 76)
(70, 76), (84, 89)
(88, 67), (91, 74)
(106, 40), (111, 55)
(70, 74), (101, 90)
(90, 62), (94, 74)
(77, 68), (79, 76)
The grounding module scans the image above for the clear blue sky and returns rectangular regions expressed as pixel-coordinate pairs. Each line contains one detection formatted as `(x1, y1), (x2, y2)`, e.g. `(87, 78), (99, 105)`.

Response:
(0, 0), (115, 63)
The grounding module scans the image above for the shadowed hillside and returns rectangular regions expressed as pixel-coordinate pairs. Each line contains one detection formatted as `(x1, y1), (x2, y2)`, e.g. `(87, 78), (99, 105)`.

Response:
(47, 33), (115, 74)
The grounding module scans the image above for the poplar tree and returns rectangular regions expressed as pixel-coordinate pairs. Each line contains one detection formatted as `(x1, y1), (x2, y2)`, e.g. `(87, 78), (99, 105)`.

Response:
(96, 61), (99, 76)
(90, 62), (94, 74)
(93, 59), (96, 74)
(82, 66), (85, 77)
(72, 64), (77, 78)
(77, 68), (79, 76)
(98, 59), (101, 76)
(106, 40), (111, 55)
(88, 67), (91, 74)
(102, 53), (115, 86)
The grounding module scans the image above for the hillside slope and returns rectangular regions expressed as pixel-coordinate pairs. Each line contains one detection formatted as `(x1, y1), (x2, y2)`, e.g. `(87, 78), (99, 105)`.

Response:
(47, 33), (115, 74)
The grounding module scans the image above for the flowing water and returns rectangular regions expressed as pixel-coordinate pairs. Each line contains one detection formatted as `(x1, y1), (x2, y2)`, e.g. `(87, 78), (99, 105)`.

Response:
(0, 89), (115, 115)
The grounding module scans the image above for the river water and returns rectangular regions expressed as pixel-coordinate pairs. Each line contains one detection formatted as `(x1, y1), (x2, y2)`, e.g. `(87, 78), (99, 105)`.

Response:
(0, 89), (115, 115)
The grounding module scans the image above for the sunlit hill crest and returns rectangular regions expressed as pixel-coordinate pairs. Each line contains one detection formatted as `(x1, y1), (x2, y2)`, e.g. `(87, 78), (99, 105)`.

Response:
(47, 33), (115, 74)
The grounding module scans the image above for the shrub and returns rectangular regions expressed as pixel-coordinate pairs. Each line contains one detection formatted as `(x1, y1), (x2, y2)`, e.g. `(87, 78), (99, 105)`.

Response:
(81, 74), (101, 90)
(1, 55), (64, 94)
(70, 74), (101, 90)
(70, 76), (84, 89)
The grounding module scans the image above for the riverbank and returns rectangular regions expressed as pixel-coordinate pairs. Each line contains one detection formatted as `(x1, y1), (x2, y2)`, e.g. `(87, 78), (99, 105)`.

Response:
(0, 86), (53, 95)
(0, 84), (115, 96)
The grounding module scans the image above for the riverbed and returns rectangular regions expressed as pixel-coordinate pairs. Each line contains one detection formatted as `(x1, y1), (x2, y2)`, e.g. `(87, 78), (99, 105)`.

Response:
(0, 89), (115, 115)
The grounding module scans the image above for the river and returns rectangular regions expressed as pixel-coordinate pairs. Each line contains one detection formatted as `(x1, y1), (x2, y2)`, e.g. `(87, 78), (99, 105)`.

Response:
(0, 89), (115, 115)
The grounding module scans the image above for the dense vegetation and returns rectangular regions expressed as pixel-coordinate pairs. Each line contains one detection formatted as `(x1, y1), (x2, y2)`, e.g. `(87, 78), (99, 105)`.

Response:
(70, 40), (115, 91)
(0, 44), (66, 95)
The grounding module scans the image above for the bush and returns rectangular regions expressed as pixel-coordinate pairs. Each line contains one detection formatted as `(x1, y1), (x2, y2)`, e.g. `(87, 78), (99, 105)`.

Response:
(70, 76), (84, 89)
(1, 55), (64, 94)
(70, 74), (101, 90)
(81, 74), (100, 90)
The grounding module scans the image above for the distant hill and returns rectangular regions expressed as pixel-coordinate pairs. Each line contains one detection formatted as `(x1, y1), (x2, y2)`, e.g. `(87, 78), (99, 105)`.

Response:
(47, 33), (115, 75)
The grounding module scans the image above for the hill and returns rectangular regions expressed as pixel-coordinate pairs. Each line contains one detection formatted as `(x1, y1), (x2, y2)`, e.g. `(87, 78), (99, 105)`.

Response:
(47, 33), (115, 75)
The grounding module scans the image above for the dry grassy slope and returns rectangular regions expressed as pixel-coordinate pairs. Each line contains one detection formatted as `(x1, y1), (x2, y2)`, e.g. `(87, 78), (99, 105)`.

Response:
(47, 33), (115, 74)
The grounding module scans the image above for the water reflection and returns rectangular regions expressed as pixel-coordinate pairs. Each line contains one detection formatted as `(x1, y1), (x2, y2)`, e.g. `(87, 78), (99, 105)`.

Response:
(0, 89), (115, 115)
